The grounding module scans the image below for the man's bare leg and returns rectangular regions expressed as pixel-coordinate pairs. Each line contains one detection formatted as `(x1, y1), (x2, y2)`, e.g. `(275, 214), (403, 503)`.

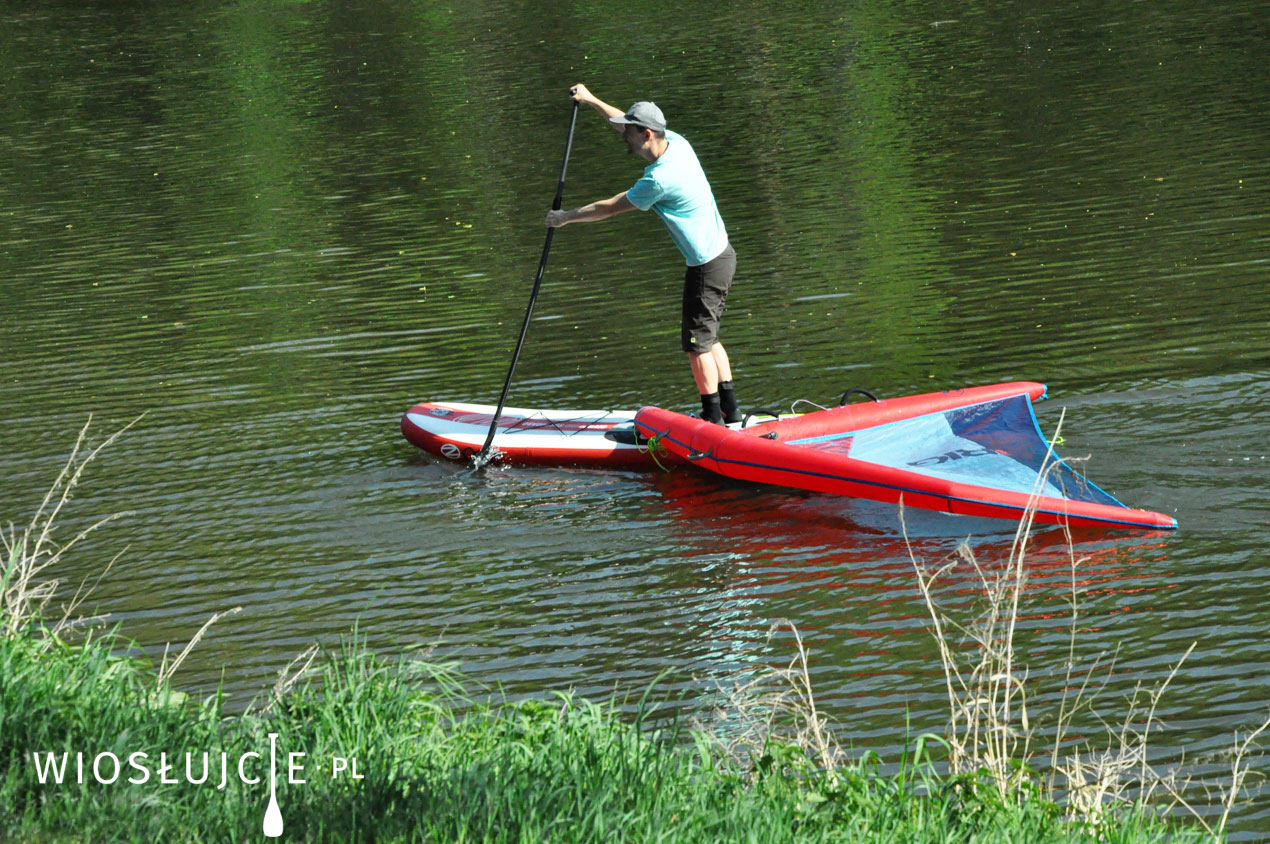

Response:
(711, 343), (733, 383)
(688, 343), (734, 390)
(689, 344), (738, 424)
(689, 348), (719, 394)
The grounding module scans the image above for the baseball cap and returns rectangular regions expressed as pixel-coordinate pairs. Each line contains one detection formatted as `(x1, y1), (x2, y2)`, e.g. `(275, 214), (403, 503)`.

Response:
(609, 101), (667, 133)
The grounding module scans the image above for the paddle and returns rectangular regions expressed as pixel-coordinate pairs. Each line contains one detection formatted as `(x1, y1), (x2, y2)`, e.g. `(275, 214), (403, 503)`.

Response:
(475, 97), (580, 467)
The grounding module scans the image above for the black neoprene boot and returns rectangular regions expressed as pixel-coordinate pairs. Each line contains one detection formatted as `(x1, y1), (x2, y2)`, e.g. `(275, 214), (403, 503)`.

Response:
(699, 392), (724, 425)
(719, 380), (741, 424)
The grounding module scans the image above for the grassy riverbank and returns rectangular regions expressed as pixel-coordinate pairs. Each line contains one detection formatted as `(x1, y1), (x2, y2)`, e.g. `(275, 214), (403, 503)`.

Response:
(1, 622), (1205, 844)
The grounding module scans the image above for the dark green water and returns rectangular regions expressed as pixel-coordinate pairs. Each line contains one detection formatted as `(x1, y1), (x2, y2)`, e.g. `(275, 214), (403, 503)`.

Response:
(3, 0), (1268, 834)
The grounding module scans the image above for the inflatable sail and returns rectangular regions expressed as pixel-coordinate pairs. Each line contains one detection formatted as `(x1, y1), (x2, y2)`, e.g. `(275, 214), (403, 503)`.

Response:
(633, 382), (1176, 530)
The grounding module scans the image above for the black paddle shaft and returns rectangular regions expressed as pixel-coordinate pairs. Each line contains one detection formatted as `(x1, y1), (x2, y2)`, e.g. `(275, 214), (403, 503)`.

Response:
(477, 99), (580, 463)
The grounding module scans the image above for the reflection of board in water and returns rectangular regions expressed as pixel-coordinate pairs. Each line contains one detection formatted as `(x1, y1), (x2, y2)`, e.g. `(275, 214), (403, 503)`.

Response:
(651, 468), (1178, 621)
(654, 466), (1017, 541)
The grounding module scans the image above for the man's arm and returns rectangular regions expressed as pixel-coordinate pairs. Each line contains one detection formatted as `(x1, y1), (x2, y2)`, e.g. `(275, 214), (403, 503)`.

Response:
(546, 192), (636, 228)
(571, 84), (624, 133)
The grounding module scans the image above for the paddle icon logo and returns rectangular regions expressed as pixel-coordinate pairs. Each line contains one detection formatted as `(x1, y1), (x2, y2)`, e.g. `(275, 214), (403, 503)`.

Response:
(263, 733), (283, 837)
(28, 733), (365, 837)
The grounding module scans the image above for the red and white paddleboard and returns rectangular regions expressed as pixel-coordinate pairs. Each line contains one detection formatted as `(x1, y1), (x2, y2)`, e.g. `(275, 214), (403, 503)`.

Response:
(401, 402), (662, 467)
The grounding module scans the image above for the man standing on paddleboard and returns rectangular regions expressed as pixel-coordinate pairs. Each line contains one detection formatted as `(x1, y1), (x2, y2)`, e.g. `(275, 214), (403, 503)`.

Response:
(546, 84), (741, 426)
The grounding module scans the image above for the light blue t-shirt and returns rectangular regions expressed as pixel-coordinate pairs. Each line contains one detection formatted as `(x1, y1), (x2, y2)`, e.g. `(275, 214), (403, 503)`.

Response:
(625, 130), (729, 267)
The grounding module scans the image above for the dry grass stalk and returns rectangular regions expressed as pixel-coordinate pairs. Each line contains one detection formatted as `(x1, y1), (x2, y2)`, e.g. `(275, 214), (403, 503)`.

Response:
(904, 500), (1042, 802)
(1, 415), (141, 639)
(157, 606), (244, 685)
(1155, 710), (1270, 841)
(5, 416), (240, 692)
(251, 642), (322, 716)
(902, 412), (1098, 803)
(697, 619), (843, 782)
(1056, 644), (1194, 825)
(903, 410), (1270, 833)
(1213, 714), (1270, 839)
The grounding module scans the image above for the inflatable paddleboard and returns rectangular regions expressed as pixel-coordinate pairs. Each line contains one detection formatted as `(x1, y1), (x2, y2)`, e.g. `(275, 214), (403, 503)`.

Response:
(633, 382), (1177, 531)
(401, 402), (662, 467)
(401, 402), (789, 467)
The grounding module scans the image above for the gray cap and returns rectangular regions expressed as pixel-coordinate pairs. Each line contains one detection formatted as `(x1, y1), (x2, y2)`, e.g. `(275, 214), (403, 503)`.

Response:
(609, 101), (667, 133)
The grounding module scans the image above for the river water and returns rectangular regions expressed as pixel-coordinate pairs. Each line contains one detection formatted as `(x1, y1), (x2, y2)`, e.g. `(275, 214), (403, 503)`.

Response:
(3, 0), (1268, 835)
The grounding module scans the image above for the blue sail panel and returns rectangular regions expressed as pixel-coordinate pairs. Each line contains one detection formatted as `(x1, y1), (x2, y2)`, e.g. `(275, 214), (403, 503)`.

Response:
(790, 395), (1126, 509)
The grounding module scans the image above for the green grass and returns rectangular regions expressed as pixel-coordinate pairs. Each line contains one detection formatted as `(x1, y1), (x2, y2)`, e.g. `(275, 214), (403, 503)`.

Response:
(0, 624), (1206, 844)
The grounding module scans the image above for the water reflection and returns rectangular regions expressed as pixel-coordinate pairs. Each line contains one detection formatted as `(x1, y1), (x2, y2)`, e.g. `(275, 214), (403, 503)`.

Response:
(649, 468), (1192, 776)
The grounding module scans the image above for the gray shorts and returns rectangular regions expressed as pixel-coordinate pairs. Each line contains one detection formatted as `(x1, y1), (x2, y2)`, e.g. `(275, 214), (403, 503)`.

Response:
(681, 243), (736, 353)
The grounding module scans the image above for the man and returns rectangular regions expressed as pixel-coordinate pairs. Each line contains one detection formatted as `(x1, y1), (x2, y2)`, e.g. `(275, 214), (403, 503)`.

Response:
(545, 84), (741, 425)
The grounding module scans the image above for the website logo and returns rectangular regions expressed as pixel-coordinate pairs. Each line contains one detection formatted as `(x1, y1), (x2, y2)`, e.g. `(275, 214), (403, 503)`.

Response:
(30, 732), (363, 838)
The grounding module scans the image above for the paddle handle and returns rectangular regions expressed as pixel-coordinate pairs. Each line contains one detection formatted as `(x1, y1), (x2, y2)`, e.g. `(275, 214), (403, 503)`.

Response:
(477, 100), (580, 462)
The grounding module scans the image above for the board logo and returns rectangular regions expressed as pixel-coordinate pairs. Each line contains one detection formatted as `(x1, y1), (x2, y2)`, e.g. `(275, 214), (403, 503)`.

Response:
(909, 447), (996, 467)
(430, 408), (453, 417)
(439, 443), (462, 460)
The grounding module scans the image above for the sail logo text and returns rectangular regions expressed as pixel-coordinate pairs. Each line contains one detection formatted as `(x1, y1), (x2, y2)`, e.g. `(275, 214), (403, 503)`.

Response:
(908, 447), (997, 467)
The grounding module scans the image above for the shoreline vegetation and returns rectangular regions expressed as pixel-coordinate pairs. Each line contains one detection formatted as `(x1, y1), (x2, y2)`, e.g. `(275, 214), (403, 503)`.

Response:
(2, 423), (1261, 842)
